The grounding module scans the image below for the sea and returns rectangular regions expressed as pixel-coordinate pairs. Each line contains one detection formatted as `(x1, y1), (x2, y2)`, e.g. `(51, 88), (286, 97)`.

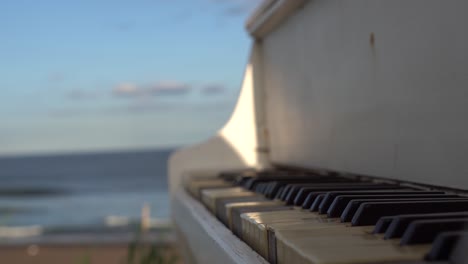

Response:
(0, 148), (174, 241)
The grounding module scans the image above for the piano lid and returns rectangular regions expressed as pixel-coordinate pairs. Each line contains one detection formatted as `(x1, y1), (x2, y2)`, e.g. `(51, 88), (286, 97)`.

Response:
(246, 0), (307, 39)
(243, 0), (468, 190)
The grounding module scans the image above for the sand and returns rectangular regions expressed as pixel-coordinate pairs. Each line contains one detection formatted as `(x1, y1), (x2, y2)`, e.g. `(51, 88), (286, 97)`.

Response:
(0, 243), (181, 264)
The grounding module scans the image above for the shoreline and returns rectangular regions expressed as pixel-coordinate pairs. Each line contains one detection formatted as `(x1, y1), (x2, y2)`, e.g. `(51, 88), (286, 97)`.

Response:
(0, 227), (175, 245)
(0, 229), (180, 264)
(0, 243), (181, 264)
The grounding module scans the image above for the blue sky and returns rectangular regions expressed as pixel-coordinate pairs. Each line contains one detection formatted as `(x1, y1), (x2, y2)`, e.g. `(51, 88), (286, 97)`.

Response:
(0, 0), (261, 155)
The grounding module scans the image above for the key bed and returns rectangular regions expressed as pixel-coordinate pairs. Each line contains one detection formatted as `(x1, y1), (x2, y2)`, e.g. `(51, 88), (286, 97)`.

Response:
(185, 170), (468, 264)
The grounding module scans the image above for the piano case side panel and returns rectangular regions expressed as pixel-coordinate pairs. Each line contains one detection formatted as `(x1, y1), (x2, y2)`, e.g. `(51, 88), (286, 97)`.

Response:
(168, 44), (271, 264)
(168, 43), (270, 195)
(262, 0), (468, 190)
(172, 189), (268, 264)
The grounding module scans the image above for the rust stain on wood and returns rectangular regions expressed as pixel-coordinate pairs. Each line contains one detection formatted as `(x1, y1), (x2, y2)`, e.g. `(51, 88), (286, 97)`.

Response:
(369, 32), (377, 61)
(370, 32), (375, 47)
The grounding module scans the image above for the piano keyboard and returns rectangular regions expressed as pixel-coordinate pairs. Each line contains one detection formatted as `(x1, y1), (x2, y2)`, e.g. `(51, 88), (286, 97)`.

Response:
(185, 170), (468, 264)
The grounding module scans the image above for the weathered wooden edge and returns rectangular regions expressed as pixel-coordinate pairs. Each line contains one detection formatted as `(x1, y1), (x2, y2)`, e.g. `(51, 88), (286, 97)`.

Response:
(172, 188), (269, 264)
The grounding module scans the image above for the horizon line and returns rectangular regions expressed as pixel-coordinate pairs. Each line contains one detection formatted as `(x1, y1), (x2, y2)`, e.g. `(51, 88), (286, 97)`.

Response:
(0, 145), (183, 159)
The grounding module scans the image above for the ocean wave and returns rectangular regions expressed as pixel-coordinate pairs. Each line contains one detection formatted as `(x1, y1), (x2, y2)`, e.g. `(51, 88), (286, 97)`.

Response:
(0, 225), (43, 238)
(0, 188), (70, 197)
(105, 215), (130, 227)
(104, 215), (171, 228)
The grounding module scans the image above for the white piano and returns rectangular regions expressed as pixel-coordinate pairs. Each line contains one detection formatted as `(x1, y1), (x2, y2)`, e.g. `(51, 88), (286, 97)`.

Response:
(168, 1), (468, 263)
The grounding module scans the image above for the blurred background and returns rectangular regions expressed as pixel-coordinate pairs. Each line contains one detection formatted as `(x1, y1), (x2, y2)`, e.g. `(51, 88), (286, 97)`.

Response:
(0, 0), (260, 262)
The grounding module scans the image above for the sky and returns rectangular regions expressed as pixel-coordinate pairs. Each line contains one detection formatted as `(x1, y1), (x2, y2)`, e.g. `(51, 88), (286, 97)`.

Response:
(0, 0), (262, 156)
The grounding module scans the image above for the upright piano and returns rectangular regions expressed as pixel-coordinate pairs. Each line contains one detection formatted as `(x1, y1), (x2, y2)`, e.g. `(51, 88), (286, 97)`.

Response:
(168, 1), (468, 263)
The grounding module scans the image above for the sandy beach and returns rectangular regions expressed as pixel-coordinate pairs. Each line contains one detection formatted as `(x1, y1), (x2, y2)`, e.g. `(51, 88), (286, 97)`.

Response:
(0, 243), (181, 264)
(0, 230), (181, 264)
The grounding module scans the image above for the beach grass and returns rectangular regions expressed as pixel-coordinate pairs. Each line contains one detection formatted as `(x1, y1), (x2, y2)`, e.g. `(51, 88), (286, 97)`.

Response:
(0, 242), (181, 264)
(124, 229), (179, 264)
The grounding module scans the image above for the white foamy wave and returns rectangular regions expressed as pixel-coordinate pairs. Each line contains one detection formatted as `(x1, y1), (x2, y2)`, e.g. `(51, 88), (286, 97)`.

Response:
(0, 225), (43, 238)
(104, 215), (171, 228)
(105, 215), (130, 227)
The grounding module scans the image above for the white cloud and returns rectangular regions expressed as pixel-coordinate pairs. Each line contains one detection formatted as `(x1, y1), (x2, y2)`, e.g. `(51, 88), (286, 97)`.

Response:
(149, 81), (191, 95)
(112, 83), (141, 97)
(112, 81), (191, 98)
(200, 84), (226, 95)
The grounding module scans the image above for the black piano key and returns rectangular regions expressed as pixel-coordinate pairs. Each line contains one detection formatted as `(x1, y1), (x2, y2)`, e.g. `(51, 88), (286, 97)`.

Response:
(400, 218), (468, 245)
(280, 179), (357, 201)
(335, 195), (459, 220)
(373, 216), (396, 234)
(288, 183), (399, 205)
(258, 183), (269, 194)
(264, 181), (285, 196)
(262, 183), (271, 194)
(266, 181), (294, 198)
(280, 184), (308, 200)
(351, 200), (468, 226)
(267, 181), (296, 198)
(253, 183), (263, 193)
(237, 176), (253, 187)
(344, 197), (465, 223)
(293, 185), (334, 205)
(294, 184), (408, 206)
(426, 231), (468, 261)
(242, 173), (274, 189)
(275, 186), (286, 200)
(262, 182), (275, 197)
(267, 178), (335, 199)
(244, 177), (277, 190)
(310, 194), (327, 211)
(243, 173), (312, 190)
(304, 189), (403, 211)
(384, 212), (468, 239)
(284, 182), (384, 206)
(301, 192), (324, 209)
(319, 190), (443, 214)
(243, 178), (258, 190)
